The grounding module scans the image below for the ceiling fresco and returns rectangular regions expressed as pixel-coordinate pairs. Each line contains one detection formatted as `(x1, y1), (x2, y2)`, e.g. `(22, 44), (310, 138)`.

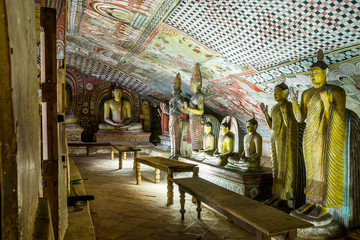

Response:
(66, 0), (360, 134)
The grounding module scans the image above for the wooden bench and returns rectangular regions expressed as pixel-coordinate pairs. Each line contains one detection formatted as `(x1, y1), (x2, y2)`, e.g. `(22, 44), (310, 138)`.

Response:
(173, 177), (312, 240)
(109, 142), (141, 169)
(67, 142), (111, 156)
(134, 156), (197, 205)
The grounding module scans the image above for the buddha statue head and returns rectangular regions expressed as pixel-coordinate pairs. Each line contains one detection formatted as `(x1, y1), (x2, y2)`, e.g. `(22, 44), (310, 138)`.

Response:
(220, 122), (230, 135)
(190, 63), (202, 93)
(246, 118), (258, 134)
(204, 122), (213, 134)
(310, 49), (328, 88)
(171, 73), (182, 96)
(112, 86), (123, 101)
(274, 76), (289, 103)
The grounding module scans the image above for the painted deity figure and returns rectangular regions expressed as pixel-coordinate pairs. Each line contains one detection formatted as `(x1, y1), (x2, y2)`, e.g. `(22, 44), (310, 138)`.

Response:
(99, 86), (142, 131)
(140, 100), (151, 132)
(260, 78), (298, 207)
(290, 50), (347, 224)
(183, 63), (204, 155)
(157, 107), (169, 135)
(160, 73), (184, 159)
(204, 122), (234, 166)
(192, 122), (215, 160)
(227, 116), (262, 170)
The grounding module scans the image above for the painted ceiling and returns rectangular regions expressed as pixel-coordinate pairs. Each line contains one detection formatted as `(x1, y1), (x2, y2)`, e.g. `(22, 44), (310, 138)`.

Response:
(65, 0), (360, 135)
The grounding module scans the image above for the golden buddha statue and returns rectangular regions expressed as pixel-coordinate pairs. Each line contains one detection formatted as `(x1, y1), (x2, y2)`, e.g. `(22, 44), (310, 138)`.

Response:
(289, 49), (346, 225)
(204, 122), (234, 166)
(182, 63), (204, 155)
(192, 122), (215, 160)
(260, 76), (298, 208)
(98, 86), (142, 132)
(227, 115), (262, 170)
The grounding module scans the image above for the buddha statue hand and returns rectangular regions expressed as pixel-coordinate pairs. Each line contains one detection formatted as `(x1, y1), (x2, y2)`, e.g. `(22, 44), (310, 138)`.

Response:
(289, 87), (298, 102)
(260, 102), (268, 114)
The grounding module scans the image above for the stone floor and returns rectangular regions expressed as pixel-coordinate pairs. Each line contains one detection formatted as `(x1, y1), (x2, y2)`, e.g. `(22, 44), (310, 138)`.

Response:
(71, 153), (256, 240)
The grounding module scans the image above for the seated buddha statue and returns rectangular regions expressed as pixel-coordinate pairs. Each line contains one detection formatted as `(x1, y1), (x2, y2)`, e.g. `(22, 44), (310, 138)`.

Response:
(192, 122), (215, 160)
(227, 116), (262, 170)
(204, 122), (233, 166)
(98, 86), (142, 132)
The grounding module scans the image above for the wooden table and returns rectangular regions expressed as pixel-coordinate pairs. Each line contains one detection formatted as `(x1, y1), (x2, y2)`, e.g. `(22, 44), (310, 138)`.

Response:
(134, 156), (197, 205)
(110, 142), (141, 169)
(174, 177), (312, 240)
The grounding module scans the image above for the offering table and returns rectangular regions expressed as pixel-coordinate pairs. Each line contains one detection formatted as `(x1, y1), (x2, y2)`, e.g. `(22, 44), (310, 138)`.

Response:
(109, 142), (141, 169)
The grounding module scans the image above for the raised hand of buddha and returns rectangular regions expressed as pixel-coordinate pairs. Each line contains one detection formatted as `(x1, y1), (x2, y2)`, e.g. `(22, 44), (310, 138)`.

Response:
(289, 87), (298, 102)
(260, 102), (268, 114)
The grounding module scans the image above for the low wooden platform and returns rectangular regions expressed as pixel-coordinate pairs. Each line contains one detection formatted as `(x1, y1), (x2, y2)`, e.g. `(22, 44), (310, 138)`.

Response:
(68, 142), (111, 156)
(134, 156), (197, 205)
(174, 177), (313, 240)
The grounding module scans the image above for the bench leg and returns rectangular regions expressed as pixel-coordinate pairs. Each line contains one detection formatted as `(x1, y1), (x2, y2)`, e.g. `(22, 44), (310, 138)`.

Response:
(136, 160), (141, 185)
(119, 152), (123, 169)
(167, 168), (174, 205)
(133, 151), (138, 171)
(179, 188), (186, 221)
(155, 169), (160, 183)
(256, 230), (270, 240)
(196, 199), (202, 219)
(111, 146), (114, 160)
(287, 230), (296, 240)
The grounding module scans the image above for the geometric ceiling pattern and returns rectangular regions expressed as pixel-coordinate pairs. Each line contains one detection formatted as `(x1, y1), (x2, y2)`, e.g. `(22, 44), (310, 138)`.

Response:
(165, 0), (360, 69)
(65, 0), (360, 134)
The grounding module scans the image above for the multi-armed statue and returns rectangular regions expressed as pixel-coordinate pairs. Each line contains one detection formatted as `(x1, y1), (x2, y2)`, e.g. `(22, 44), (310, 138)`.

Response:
(160, 73), (184, 159)
(99, 85), (142, 132)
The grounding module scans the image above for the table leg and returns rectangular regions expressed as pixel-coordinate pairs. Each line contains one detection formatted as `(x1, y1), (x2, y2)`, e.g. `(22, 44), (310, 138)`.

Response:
(111, 146), (114, 160)
(155, 169), (160, 183)
(256, 230), (270, 240)
(119, 151), (123, 169)
(167, 168), (174, 205)
(287, 230), (296, 240)
(179, 188), (186, 221)
(196, 199), (202, 219)
(123, 152), (127, 160)
(136, 160), (141, 185)
(133, 151), (138, 170)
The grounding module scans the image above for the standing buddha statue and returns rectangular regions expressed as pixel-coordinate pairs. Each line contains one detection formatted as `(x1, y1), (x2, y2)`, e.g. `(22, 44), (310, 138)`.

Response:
(183, 63), (204, 155)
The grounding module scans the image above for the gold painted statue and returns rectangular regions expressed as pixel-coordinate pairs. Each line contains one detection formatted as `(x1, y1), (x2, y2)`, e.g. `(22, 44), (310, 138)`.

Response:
(204, 122), (234, 166)
(290, 49), (346, 225)
(182, 63), (204, 154)
(227, 115), (262, 170)
(99, 86), (142, 131)
(192, 122), (215, 160)
(260, 77), (298, 208)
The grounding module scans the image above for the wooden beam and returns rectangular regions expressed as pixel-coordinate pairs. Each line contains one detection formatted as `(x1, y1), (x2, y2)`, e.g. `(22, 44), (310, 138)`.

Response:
(40, 7), (59, 240)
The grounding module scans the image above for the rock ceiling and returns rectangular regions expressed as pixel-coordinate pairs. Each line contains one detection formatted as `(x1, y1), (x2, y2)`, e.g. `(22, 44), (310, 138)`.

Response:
(66, 0), (360, 133)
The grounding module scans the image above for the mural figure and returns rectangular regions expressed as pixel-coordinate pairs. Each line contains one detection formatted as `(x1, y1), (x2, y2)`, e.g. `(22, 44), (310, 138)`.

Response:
(227, 114), (262, 170)
(160, 73), (184, 159)
(183, 63), (204, 155)
(140, 100), (151, 132)
(260, 76), (298, 208)
(204, 122), (234, 166)
(99, 85), (142, 131)
(289, 50), (348, 227)
(157, 107), (169, 135)
(192, 122), (215, 160)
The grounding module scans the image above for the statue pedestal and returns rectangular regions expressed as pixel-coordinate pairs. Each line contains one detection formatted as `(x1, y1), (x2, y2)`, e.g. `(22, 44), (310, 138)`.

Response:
(95, 131), (152, 145)
(155, 135), (171, 151)
(65, 124), (84, 142)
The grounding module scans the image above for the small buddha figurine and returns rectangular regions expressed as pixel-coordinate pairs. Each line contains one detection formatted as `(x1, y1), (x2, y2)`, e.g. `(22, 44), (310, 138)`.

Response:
(260, 76), (298, 208)
(192, 122), (215, 160)
(289, 50), (347, 225)
(98, 86), (142, 131)
(182, 63), (204, 155)
(160, 73), (184, 159)
(204, 122), (233, 166)
(227, 115), (262, 170)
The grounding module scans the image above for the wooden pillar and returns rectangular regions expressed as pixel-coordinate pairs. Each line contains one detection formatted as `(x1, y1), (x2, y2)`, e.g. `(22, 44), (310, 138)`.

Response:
(40, 7), (59, 240)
